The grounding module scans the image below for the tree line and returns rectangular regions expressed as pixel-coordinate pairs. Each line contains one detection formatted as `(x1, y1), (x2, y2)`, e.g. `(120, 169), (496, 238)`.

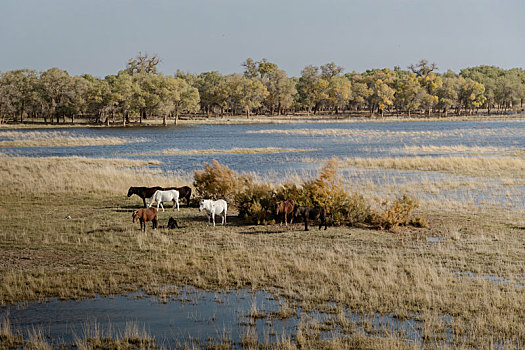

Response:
(1, 55), (524, 125)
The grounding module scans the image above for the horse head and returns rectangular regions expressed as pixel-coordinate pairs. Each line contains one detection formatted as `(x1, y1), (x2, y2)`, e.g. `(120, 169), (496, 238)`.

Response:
(127, 187), (135, 197)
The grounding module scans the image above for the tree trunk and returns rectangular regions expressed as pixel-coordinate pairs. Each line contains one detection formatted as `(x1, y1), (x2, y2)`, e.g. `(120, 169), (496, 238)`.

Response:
(163, 113), (167, 126)
(20, 103), (24, 123)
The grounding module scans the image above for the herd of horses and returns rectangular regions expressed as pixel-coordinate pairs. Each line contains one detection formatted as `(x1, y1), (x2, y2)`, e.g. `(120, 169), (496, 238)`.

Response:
(128, 186), (327, 233)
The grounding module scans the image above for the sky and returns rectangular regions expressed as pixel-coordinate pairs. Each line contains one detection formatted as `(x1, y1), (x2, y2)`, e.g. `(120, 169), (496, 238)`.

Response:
(1, 0), (524, 78)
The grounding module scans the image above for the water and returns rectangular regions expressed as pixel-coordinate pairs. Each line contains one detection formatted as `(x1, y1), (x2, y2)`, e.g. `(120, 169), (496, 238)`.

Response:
(1, 287), (428, 348)
(2, 120), (524, 176)
(3, 288), (294, 347)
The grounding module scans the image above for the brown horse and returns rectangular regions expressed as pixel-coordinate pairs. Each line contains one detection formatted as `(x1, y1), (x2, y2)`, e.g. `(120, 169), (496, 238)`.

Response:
(132, 207), (158, 233)
(276, 199), (295, 226)
(293, 206), (328, 231)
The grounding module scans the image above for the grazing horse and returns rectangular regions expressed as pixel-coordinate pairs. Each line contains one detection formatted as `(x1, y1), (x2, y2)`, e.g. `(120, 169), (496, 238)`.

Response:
(276, 199), (295, 226)
(132, 207), (158, 233)
(127, 186), (162, 208)
(167, 217), (179, 229)
(163, 186), (192, 207)
(199, 199), (227, 227)
(293, 206), (328, 231)
(148, 189), (180, 212)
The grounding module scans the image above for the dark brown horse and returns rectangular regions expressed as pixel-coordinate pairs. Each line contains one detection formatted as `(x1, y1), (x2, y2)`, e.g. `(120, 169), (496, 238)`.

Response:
(293, 206), (328, 231)
(132, 207), (158, 233)
(276, 199), (295, 226)
(163, 186), (192, 207)
(128, 186), (162, 208)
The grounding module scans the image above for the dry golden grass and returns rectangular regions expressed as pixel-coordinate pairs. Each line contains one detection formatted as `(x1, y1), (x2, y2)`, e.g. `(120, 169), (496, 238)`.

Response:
(339, 156), (525, 179)
(0, 155), (190, 194)
(126, 147), (316, 156)
(397, 144), (521, 155)
(248, 127), (525, 141)
(0, 130), (145, 147)
(1, 155), (525, 348)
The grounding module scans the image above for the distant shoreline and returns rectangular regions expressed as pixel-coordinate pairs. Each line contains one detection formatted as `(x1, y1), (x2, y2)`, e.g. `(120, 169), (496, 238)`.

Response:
(1, 113), (524, 129)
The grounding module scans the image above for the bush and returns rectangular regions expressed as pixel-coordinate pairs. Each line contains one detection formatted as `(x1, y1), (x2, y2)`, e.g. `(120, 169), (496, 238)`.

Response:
(300, 159), (372, 226)
(193, 159), (243, 204)
(370, 194), (424, 230)
(193, 159), (425, 230)
(235, 177), (277, 224)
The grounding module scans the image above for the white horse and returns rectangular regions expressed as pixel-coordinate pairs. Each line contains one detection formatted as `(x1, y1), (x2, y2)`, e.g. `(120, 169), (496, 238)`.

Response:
(199, 199), (227, 226)
(148, 189), (180, 212)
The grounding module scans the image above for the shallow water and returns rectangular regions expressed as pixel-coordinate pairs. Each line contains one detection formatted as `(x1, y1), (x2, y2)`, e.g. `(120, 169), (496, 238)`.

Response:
(3, 288), (293, 347)
(2, 120), (524, 175)
(2, 287), (429, 347)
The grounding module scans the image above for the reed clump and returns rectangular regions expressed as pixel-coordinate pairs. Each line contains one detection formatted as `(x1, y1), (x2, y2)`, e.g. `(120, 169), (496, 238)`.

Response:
(129, 146), (315, 156)
(0, 130), (143, 147)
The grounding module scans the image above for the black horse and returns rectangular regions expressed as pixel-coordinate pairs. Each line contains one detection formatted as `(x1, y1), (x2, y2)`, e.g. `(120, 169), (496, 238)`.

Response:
(127, 186), (163, 208)
(163, 186), (192, 207)
(293, 206), (328, 231)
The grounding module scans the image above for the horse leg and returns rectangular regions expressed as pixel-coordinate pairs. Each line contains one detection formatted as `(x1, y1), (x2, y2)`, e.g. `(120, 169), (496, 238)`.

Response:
(304, 214), (309, 231)
(224, 209), (227, 224)
(284, 212), (288, 226)
(212, 212), (216, 227)
(176, 198), (179, 211)
(142, 197), (147, 208)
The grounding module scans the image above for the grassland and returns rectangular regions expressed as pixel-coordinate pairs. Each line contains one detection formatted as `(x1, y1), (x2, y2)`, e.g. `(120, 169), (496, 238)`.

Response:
(1, 154), (524, 348)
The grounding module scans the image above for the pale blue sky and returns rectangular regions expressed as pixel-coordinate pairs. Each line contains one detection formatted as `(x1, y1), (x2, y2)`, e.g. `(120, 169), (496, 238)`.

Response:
(1, 0), (523, 77)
